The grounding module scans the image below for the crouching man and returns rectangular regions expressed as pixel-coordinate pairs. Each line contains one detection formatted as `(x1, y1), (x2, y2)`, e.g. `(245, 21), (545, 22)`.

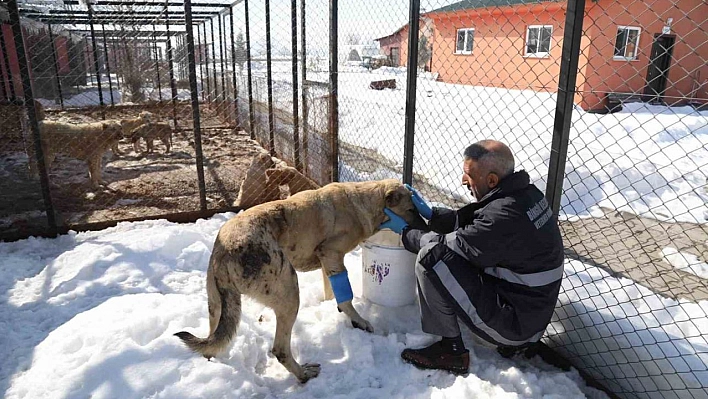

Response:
(380, 140), (564, 374)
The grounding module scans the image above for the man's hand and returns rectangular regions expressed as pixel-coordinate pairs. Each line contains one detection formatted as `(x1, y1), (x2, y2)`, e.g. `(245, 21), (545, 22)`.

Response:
(405, 184), (433, 220)
(379, 208), (408, 234)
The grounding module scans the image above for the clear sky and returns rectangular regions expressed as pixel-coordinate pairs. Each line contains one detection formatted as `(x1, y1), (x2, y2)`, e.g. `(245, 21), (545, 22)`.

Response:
(16, 0), (454, 59)
(225, 0), (449, 57)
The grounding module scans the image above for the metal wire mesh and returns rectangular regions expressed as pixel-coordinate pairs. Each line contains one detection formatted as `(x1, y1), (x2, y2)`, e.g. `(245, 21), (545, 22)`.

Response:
(546, 1), (708, 398)
(1, 0), (707, 398)
(328, 0), (707, 398)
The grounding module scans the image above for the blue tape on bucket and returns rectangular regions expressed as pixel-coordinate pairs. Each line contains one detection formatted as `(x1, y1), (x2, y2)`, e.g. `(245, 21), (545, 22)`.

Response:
(329, 270), (354, 304)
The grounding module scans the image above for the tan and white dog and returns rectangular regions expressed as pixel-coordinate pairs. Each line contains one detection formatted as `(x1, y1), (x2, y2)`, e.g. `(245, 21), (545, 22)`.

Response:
(118, 111), (154, 154)
(27, 120), (123, 187)
(235, 152), (320, 208)
(130, 121), (172, 154)
(176, 179), (424, 382)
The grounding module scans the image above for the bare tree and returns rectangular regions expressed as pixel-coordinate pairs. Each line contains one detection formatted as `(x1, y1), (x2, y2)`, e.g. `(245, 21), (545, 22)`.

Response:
(418, 35), (432, 70)
(112, 5), (148, 102)
(232, 32), (247, 74)
(345, 33), (361, 45)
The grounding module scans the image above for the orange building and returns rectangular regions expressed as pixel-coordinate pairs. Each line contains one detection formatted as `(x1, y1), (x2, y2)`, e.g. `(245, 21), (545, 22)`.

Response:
(375, 0), (707, 111)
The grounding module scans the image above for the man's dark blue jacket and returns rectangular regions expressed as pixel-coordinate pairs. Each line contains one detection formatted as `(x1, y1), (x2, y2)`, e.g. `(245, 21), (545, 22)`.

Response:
(402, 170), (564, 346)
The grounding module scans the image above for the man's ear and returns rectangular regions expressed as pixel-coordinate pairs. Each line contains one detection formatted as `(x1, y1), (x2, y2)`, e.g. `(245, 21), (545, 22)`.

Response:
(487, 172), (500, 189)
(385, 187), (405, 207)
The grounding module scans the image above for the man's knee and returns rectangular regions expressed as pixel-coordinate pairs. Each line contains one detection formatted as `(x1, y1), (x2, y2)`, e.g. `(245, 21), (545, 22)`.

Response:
(415, 260), (427, 280)
(415, 242), (444, 279)
(416, 242), (439, 260)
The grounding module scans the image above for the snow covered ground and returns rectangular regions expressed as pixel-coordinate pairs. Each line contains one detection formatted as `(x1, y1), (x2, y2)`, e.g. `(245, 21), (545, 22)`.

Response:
(12, 62), (707, 398)
(37, 74), (193, 109)
(0, 215), (608, 399)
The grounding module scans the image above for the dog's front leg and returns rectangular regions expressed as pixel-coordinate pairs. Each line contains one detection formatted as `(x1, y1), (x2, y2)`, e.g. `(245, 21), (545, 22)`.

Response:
(320, 254), (373, 333)
(87, 157), (104, 187)
(321, 268), (334, 300)
(338, 300), (374, 333)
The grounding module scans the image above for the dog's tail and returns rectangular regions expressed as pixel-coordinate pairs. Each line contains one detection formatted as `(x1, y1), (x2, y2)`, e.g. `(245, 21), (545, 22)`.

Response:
(175, 268), (241, 359)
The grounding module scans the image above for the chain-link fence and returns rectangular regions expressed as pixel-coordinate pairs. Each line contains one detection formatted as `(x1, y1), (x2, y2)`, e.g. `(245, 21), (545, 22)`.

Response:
(1, 0), (707, 397)
(336, 1), (706, 398)
(548, 2), (706, 398)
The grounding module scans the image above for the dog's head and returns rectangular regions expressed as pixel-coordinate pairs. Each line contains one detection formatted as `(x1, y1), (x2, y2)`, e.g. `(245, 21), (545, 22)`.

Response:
(138, 111), (155, 123)
(382, 179), (427, 229)
(265, 166), (319, 195)
(102, 121), (123, 140)
(130, 129), (143, 143)
(250, 153), (276, 172)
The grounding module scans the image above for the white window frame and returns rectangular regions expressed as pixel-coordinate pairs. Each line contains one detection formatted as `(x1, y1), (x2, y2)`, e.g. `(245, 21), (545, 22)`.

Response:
(613, 26), (641, 60)
(455, 28), (475, 55)
(524, 25), (553, 58)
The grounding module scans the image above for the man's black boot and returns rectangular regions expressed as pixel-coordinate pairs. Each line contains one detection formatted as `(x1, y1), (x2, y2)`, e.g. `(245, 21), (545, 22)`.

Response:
(401, 337), (470, 375)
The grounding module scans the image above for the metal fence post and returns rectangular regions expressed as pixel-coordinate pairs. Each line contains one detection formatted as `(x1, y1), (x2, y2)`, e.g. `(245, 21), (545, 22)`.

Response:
(196, 23), (203, 102)
(47, 23), (64, 109)
(201, 23), (210, 103)
(218, 13), (226, 110)
(110, 39), (120, 91)
(223, 14), (229, 113)
(153, 23), (163, 102)
(164, 1), (178, 128)
(0, 59), (5, 100)
(229, 5), (240, 129)
(101, 24), (114, 106)
(245, 0), (255, 140)
(0, 27), (16, 100)
(300, 0), (307, 174)
(183, 0), (208, 211)
(210, 18), (218, 105)
(546, 0), (586, 216)
(204, 23), (211, 103)
(329, 0), (339, 182)
(8, 0), (57, 233)
(291, 0), (300, 171)
(84, 38), (92, 86)
(402, 0), (421, 186)
(86, 2), (105, 119)
(265, 0), (275, 156)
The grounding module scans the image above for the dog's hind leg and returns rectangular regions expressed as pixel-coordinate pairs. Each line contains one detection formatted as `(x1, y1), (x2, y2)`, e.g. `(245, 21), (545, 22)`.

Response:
(263, 265), (321, 383)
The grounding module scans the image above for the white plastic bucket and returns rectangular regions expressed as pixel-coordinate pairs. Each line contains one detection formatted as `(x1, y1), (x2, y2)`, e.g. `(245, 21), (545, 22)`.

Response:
(361, 230), (418, 307)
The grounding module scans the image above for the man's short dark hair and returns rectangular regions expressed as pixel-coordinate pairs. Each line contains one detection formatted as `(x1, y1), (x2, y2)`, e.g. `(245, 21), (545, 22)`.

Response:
(463, 140), (515, 179)
(463, 143), (490, 161)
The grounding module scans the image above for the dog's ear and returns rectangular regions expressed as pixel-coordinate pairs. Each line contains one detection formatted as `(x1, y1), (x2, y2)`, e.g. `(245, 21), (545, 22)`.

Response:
(253, 153), (275, 170)
(385, 187), (405, 207)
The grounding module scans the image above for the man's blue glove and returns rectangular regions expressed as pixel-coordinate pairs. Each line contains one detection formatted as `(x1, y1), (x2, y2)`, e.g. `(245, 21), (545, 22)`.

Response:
(379, 208), (408, 234)
(405, 184), (433, 220)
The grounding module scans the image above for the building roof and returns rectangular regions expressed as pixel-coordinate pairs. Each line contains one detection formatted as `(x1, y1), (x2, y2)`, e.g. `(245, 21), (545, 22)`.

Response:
(374, 16), (433, 42)
(375, 0), (561, 41)
(374, 24), (407, 42)
(429, 0), (560, 14)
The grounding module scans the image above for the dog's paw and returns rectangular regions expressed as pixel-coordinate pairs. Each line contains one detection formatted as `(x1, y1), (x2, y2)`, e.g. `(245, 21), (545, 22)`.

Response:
(352, 318), (374, 333)
(297, 363), (321, 383)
